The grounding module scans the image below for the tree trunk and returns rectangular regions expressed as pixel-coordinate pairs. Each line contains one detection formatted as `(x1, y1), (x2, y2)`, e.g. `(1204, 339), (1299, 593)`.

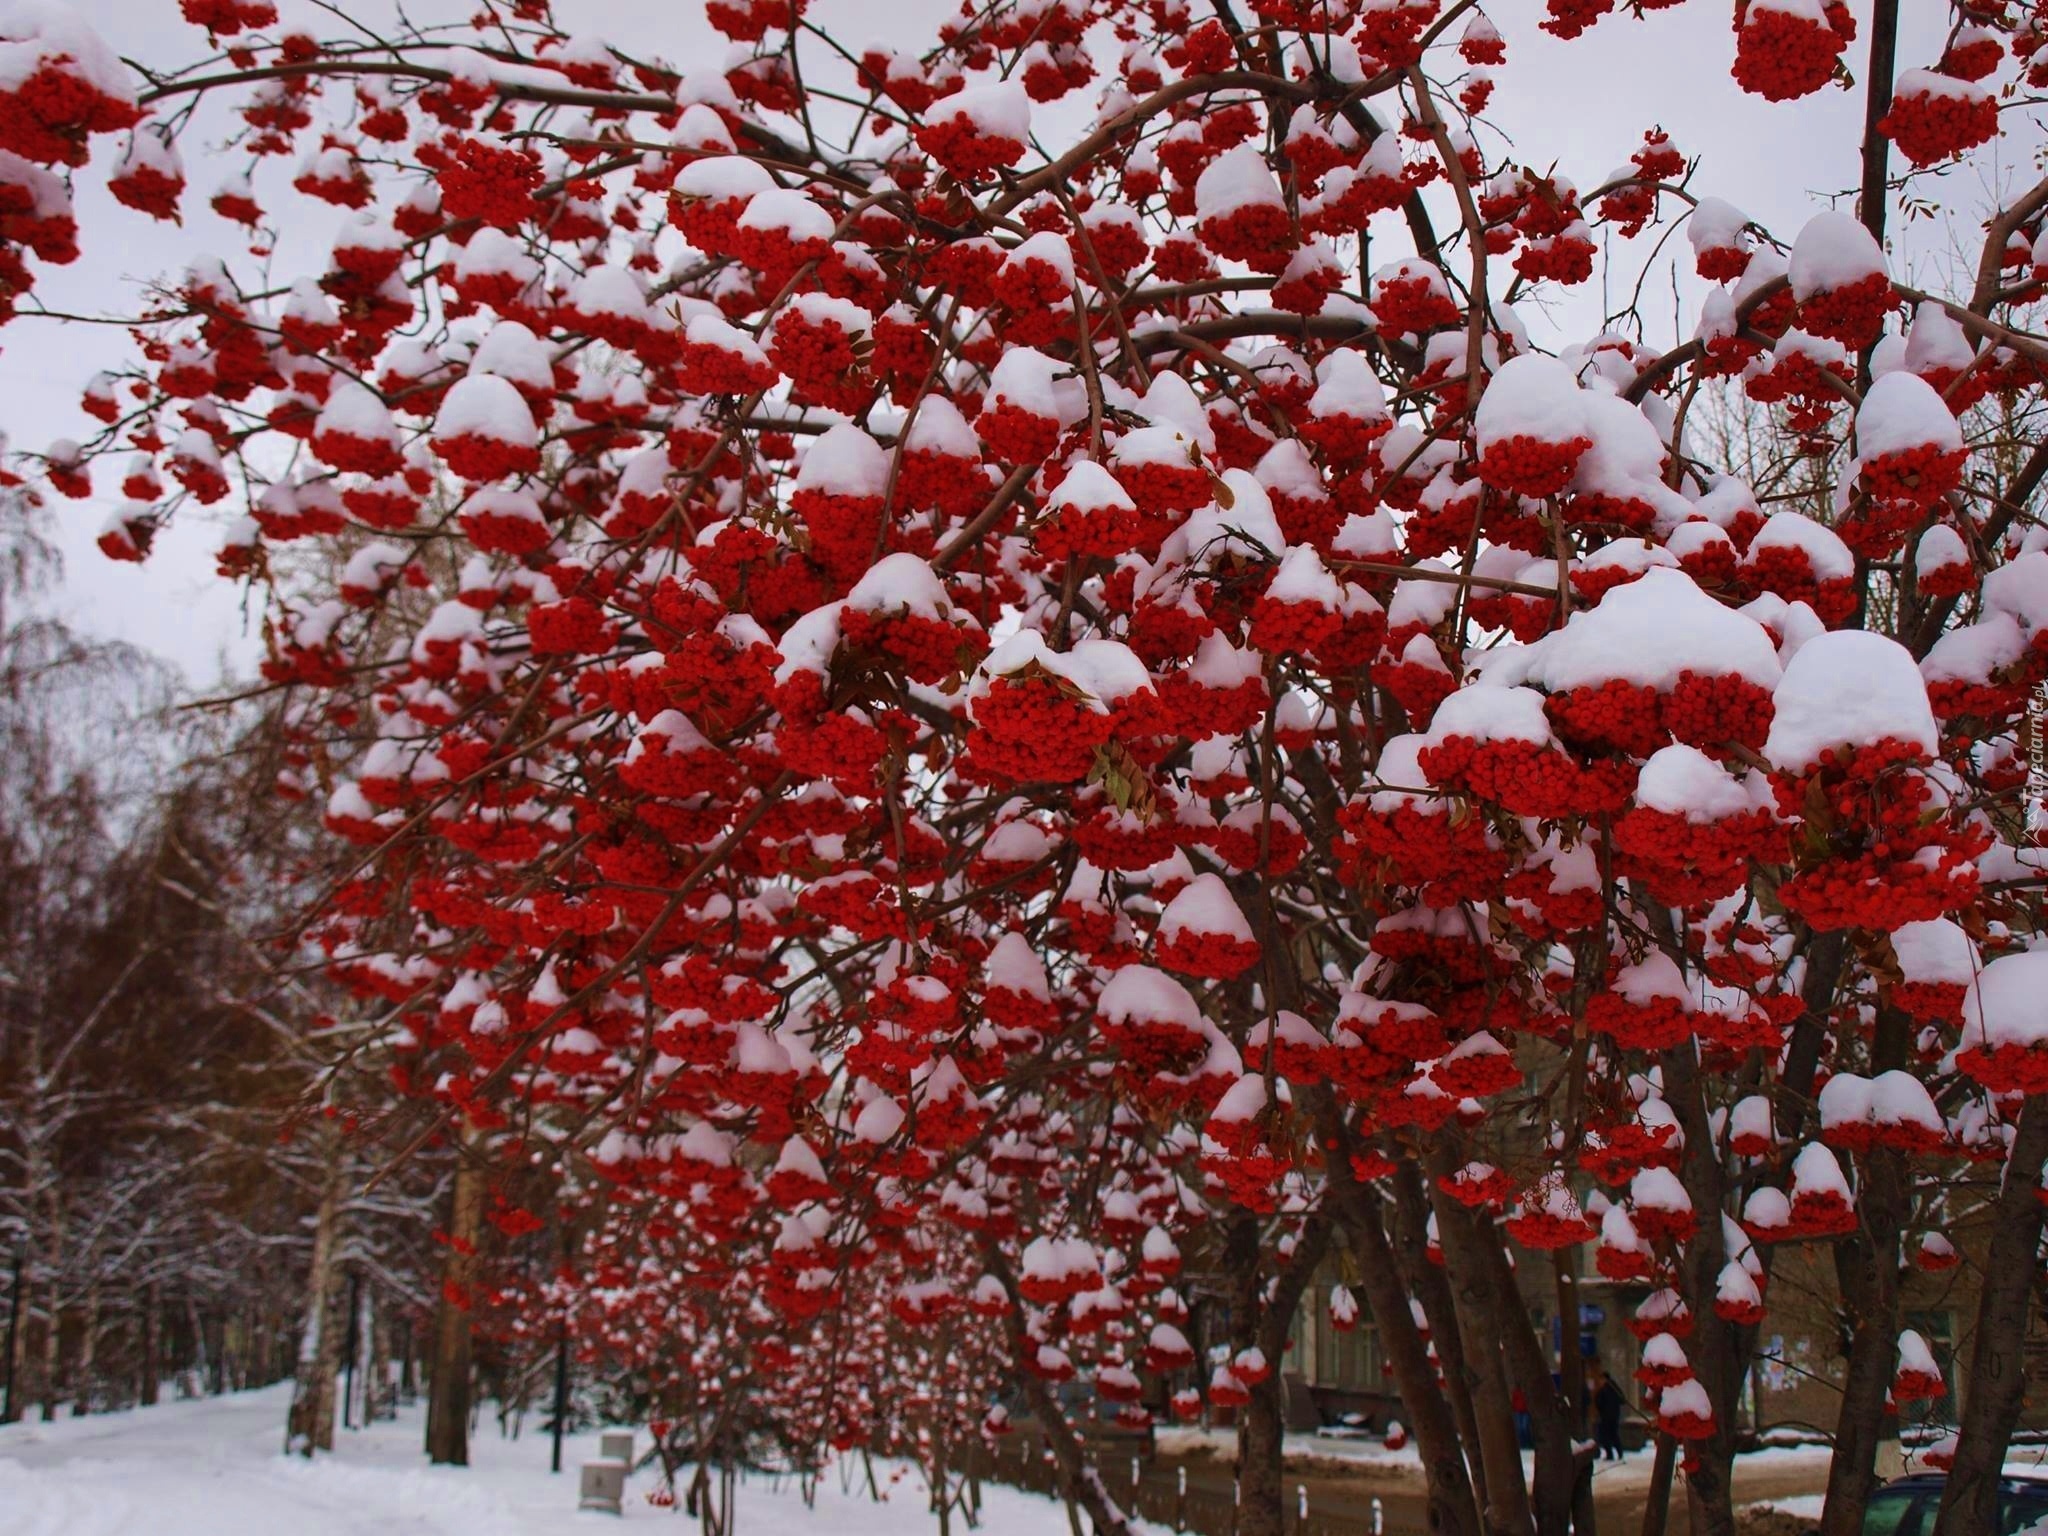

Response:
(288, 1129), (347, 1455)
(1657, 1040), (1736, 1536)
(983, 1246), (1134, 1536)
(340, 1272), (360, 1430)
(37, 1273), (59, 1422)
(269, 1301), (287, 1386)
(71, 1280), (98, 1415)
(139, 1281), (159, 1407)
(1640, 1435), (1677, 1536)
(1390, 1160), (1492, 1514)
(1818, 1225), (1905, 1535)
(1233, 1212), (1329, 1536)
(1322, 1116), (1483, 1536)
(1552, 1252), (1583, 1439)
(367, 1287), (393, 1422)
(185, 1296), (209, 1398)
(1435, 1167), (1574, 1536)
(1934, 1096), (2048, 1532)
(1239, 1377), (1286, 1536)
(400, 1315), (416, 1403)
(1682, 933), (1847, 1536)
(1413, 1153), (1535, 1536)
(1227, 1210), (1280, 1536)
(426, 1133), (484, 1466)
(4, 1246), (25, 1424)
(1477, 1228), (1579, 1536)
(928, 1381), (952, 1536)
(1816, 1010), (1911, 1536)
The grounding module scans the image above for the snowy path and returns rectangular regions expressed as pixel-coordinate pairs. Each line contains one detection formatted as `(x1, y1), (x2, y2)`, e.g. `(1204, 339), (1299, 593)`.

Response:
(1, 1384), (576, 1536)
(0, 1383), (1111, 1535)
(0, 1383), (1864, 1534)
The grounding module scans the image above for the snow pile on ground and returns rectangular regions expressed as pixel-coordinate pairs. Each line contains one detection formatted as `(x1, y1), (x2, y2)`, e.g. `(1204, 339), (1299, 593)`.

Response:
(0, 1383), (1157, 1535)
(1156, 1423), (1426, 1473)
(1745, 1494), (1825, 1520)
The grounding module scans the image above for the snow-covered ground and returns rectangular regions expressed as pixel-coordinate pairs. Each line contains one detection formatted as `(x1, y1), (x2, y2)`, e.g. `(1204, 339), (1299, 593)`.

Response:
(33, 1384), (2040, 1534)
(1156, 1423), (1426, 1471)
(1155, 1423), (1837, 1495)
(0, 1383), (1142, 1535)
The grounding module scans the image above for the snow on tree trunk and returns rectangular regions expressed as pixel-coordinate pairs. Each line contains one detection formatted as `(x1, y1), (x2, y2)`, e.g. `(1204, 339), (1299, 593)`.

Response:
(426, 1133), (483, 1467)
(366, 1288), (393, 1423)
(288, 1128), (346, 1457)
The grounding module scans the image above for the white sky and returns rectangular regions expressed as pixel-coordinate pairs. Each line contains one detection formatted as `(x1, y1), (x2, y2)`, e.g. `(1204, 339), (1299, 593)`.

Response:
(6, 0), (2017, 687)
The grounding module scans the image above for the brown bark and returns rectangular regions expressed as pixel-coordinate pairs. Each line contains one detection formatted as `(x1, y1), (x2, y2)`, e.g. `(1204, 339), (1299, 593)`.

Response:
(1322, 1116), (1483, 1536)
(37, 1271), (59, 1421)
(1856, 0), (1899, 250)
(1549, 1255), (1599, 1536)
(4, 1253), (24, 1424)
(1657, 1042), (1736, 1536)
(139, 1281), (159, 1407)
(426, 1132), (484, 1466)
(1816, 1008), (1912, 1536)
(1818, 1195), (1906, 1536)
(288, 1129), (347, 1455)
(1390, 1159), (1492, 1513)
(1224, 1210), (1277, 1536)
(1472, 1224), (1580, 1536)
(1934, 1095), (2048, 1532)
(1429, 1158), (1572, 1536)
(1668, 930), (1847, 1536)
(1639, 1435), (1677, 1536)
(184, 1296), (207, 1397)
(367, 1287), (393, 1421)
(1231, 1211), (1331, 1536)
(1412, 1151), (1535, 1536)
(71, 1280), (98, 1414)
(1552, 1253), (1582, 1436)
(400, 1315), (417, 1402)
(982, 1246), (1135, 1536)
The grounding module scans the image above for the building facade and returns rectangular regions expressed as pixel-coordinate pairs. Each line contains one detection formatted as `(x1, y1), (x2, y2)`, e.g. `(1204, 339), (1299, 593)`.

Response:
(1285, 1203), (2045, 1445)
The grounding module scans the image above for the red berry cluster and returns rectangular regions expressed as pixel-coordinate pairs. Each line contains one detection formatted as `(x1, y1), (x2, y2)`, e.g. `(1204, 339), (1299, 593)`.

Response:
(435, 137), (542, 230)
(1502, 1192), (1595, 1250)
(967, 676), (1113, 783)
(434, 429), (540, 483)
(1881, 83), (1999, 168)
(1156, 925), (1260, 980)
(1732, 0), (1856, 102)
(841, 607), (981, 686)
(1477, 432), (1593, 498)
(1420, 734), (1636, 819)
(915, 116), (1026, 182)
(1795, 270), (1894, 350)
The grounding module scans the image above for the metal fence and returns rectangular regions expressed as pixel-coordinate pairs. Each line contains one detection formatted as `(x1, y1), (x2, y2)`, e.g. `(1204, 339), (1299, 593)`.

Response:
(974, 1441), (1420, 1536)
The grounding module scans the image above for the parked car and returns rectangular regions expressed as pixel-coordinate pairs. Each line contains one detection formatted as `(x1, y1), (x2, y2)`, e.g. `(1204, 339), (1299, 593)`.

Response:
(1797, 1471), (2048, 1535)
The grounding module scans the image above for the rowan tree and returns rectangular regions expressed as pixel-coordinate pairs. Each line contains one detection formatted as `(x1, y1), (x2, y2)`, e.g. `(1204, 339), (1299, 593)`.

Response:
(12, 1), (2048, 1534)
